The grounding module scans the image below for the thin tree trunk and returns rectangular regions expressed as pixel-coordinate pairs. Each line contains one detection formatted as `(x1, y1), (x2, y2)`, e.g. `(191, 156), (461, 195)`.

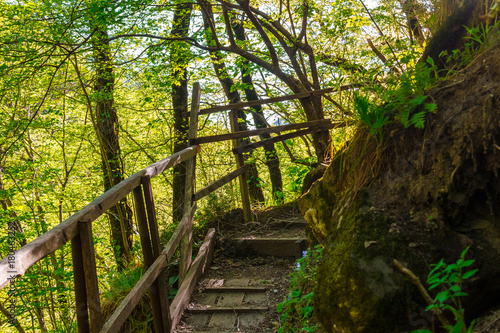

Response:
(92, 24), (133, 269)
(170, 0), (192, 223)
(233, 21), (284, 204)
(201, 2), (265, 204)
(399, 0), (425, 45)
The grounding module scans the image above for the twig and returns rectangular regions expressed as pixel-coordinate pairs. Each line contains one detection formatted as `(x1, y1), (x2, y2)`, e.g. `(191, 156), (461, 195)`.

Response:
(393, 259), (451, 327)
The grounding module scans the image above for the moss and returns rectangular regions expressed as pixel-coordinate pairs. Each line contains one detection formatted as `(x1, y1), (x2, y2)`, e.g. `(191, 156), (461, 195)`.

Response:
(314, 201), (425, 332)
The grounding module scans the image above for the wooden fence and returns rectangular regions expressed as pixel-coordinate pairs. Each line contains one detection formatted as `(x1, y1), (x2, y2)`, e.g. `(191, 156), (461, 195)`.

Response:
(0, 82), (335, 333)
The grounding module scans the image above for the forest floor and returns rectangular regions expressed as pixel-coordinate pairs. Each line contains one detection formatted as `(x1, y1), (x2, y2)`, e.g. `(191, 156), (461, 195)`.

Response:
(174, 202), (306, 332)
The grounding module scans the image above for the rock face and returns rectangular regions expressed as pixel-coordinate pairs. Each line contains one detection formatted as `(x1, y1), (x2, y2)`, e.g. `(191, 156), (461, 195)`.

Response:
(299, 43), (500, 332)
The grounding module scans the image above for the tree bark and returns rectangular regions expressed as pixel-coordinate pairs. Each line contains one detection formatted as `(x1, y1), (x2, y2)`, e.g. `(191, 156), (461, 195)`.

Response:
(201, 2), (265, 204)
(92, 24), (133, 269)
(399, 0), (425, 45)
(170, 0), (192, 223)
(233, 21), (284, 204)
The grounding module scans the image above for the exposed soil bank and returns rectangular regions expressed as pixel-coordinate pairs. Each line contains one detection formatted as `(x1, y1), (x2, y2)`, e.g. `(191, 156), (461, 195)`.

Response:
(299, 42), (500, 332)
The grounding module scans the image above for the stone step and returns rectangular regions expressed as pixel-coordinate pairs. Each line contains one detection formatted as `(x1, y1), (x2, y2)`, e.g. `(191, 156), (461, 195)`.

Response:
(226, 237), (308, 258)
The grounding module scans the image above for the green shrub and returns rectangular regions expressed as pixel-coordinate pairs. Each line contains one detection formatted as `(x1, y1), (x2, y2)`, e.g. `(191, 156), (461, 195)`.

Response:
(277, 245), (322, 332)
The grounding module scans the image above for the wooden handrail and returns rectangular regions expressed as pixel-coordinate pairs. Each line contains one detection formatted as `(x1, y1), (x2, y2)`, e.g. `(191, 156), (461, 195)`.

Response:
(193, 85), (357, 116)
(0, 145), (200, 290)
(193, 165), (250, 202)
(100, 204), (197, 333)
(232, 124), (333, 155)
(191, 119), (332, 145)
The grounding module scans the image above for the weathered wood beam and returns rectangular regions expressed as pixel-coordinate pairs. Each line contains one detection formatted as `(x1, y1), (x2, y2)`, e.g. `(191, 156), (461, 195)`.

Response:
(186, 306), (268, 313)
(191, 119), (331, 145)
(99, 205), (197, 333)
(232, 125), (333, 155)
(195, 86), (357, 116)
(180, 82), (201, 285)
(0, 146), (200, 290)
(79, 220), (103, 333)
(99, 253), (167, 333)
(193, 165), (250, 202)
(170, 228), (216, 332)
(162, 203), (197, 261)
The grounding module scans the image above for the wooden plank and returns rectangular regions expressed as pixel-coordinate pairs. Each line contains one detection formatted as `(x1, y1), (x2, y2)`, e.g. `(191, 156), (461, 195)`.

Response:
(197, 86), (356, 115)
(228, 238), (308, 258)
(203, 287), (267, 292)
(134, 187), (154, 268)
(180, 83), (201, 285)
(191, 119), (331, 145)
(187, 306), (268, 313)
(209, 313), (236, 329)
(141, 176), (172, 332)
(233, 125), (332, 155)
(79, 220), (103, 333)
(99, 254), (167, 333)
(230, 110), (252, 222)
(170, 228), (216, 332)
(161, 203), (197, 261)
(100, 204), (199, 333)
(0, 146), (200, 290)
(193, 165), (249, 202)
(71, 234), (90, 333)
(238, 312), (267, 327)
(141, 177), (162, 259)
(133, 186), (165, 333)
(217, 292), (245, 306)
(225, 279), (250, 287)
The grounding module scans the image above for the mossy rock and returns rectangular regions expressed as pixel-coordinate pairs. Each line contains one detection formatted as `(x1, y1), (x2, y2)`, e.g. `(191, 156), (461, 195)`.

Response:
(314, 197), (426, 332)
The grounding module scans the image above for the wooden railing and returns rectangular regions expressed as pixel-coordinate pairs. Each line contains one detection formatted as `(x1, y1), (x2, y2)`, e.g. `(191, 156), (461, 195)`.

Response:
(0, 82), (335, 333)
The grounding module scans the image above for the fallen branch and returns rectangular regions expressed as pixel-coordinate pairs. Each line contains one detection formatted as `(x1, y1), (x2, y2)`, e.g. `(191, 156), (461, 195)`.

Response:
(393, 259), (450, 327)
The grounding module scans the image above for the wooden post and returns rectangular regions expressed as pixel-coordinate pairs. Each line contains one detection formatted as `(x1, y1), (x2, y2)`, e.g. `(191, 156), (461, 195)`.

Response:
(71, 234), (90, 333)
(180, 82), (201, 284)
(142, 176), (172, 331)
(133, 186), (167, 333)
(229, 109), (252, 222)
(78, 220), (103, 333)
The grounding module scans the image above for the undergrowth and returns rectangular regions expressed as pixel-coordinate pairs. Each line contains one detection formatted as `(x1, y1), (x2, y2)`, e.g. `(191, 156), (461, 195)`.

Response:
(413, 247), (478, 333)
(354, 59), (439, 142)
(277, 245), (322, 332)
(101, 264), (153, 332)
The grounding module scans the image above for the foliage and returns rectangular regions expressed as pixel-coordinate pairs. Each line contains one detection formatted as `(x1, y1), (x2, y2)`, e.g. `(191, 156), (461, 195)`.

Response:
(354, 58), (439, 141)
(101, 264), (153, 333)
(277, 245), (322, 332)
(412, 247), (478, 333)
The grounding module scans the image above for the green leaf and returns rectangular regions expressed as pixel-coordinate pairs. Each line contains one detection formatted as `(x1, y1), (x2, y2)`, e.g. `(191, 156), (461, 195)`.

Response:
(435, 290), (450, 303)
(461, 260), (475, 267)
(449, 321), (465, 333)
(461, 246), (471, 258)
(462, 269), (478, 279)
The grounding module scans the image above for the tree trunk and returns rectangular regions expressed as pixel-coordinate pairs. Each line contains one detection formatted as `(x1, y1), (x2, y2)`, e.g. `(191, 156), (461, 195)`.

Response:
(201, 3), (265, 204)
(399, 0), (425, 45)
(233, 21), (284, 204)
(92, 24), (133, 269)
(170, 1), (192, 223)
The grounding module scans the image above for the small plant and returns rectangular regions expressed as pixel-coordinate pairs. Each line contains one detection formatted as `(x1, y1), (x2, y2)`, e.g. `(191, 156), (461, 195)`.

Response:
(354, 59), (439, 142)
(412, 246), (478, 333)
(276, 245), (322, 332)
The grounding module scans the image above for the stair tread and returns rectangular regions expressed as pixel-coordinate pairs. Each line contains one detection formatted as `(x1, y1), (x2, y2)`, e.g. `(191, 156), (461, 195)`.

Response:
(187, 305), (268, 313)
(203, 286), (267, 292)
